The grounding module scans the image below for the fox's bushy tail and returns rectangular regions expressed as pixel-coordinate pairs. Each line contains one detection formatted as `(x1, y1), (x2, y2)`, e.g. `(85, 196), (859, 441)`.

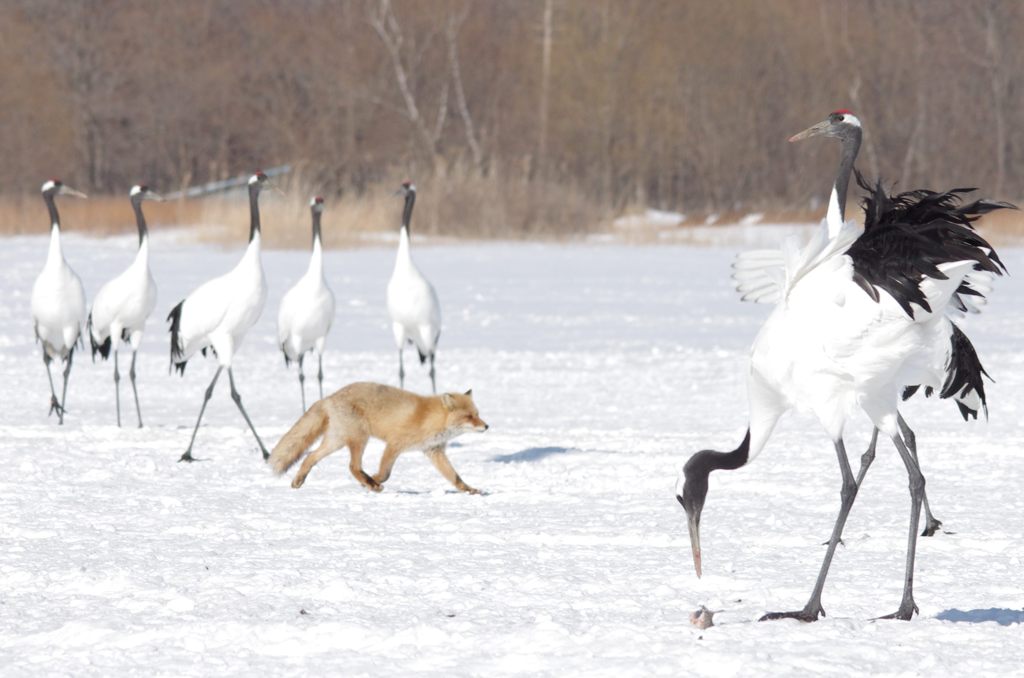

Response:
(269, 401), (327, 474)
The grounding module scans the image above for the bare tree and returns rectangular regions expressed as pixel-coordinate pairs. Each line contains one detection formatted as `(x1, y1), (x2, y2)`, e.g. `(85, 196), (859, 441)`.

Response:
(446, 3), (484, 172)
(369, 0), (449, 170)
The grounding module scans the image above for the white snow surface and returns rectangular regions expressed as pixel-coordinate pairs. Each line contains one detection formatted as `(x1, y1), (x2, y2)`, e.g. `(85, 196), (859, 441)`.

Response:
(1, 233), (1022, 676)
(613, 209), (686, 229)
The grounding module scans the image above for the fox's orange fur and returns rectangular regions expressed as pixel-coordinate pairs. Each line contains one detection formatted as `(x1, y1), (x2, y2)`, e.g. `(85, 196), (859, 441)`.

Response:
(269, 382), (489, 493)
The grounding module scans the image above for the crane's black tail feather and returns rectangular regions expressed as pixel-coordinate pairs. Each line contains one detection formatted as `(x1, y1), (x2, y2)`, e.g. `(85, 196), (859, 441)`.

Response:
(167, 300), (186, 376)
(902, 324), (990, 421)
(87, 313), (112, 362)
(941, 324), (990, 421)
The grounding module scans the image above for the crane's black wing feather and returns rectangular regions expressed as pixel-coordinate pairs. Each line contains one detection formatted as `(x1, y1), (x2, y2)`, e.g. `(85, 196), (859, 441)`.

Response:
(848, 171), (1012, 319)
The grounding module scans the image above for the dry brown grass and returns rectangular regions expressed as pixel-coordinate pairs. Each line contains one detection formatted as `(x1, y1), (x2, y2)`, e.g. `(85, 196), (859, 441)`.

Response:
(0, 194), (207, 237)
(974, 208), (1024, 247)
(1, 173), (1021, 248)
(0, 167), (608, 247)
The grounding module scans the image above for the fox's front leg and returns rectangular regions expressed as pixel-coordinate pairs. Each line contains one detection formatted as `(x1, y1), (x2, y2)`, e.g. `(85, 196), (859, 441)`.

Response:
(372, 444), (403, 487)
(424, 445), (480, 494)
(347, 437), (381, 492)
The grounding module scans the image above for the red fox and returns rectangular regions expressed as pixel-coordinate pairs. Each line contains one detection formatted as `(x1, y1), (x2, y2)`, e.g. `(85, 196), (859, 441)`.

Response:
(269, 382), (489, 493)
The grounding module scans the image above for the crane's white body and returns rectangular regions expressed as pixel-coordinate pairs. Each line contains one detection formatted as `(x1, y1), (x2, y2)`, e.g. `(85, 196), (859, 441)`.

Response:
(733, 231), (994, 421)
(90, 237), (157, 352)
(278, 236), (334, 362)
(174, 234), (266, 367)
(741, 221), (972, 461)
(32, 224), (86, 359)
(387, 227), (441, 360)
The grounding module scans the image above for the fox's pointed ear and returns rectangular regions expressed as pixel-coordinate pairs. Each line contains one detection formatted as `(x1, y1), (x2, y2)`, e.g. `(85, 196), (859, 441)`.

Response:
(464, 389), (473, 397)
(441, 393), (456, 410)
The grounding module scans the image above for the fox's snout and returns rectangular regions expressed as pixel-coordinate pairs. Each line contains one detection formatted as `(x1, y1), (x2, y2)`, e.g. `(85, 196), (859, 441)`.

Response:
(473, 418), (489, 433)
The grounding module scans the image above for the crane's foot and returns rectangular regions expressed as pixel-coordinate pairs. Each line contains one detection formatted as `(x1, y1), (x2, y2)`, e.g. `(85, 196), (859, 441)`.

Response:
(48, 396), (65, 420)
(760, 604), (825, 623)
(178, 451), (206, 463)
(920, 517), (943, 537)
(876, 599), (919, 621)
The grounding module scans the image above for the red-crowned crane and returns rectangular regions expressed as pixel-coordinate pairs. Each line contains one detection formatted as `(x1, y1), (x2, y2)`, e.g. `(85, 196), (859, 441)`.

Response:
(88, 184), (162, 427)
(386, 181), (441, 393)
(31, 179), (88, 424)
(168, 172), (272, 462)
(732, 116), (1003, 537)
(277, 196), (335, 411)
(676, 110), (1011, 622)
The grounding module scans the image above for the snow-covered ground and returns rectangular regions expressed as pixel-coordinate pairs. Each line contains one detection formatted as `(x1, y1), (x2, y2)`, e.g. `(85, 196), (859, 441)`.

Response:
(1, 230), (1022, 676)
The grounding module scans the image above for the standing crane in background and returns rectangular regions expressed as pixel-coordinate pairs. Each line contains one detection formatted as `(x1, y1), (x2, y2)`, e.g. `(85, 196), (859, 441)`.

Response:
(88, 184), (162, 427)
(387, 181), (442, 393)
(277, 196), (335, 411)
(676, 110), (1010, 622)
(31, 179), (88, 425)
(168, 172), (272, 462)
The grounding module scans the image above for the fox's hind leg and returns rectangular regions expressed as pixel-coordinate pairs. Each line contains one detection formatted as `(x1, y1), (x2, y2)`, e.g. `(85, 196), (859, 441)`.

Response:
(425, 445), (480, 494)
(292, 428), (346, 489)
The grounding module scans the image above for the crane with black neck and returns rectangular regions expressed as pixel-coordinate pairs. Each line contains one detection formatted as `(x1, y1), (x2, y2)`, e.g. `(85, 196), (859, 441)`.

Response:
(168, 171), (273, 462)
(31, 179), (88, 425)
(676, 110), (1009, 621)
(88, 184), (162, 427)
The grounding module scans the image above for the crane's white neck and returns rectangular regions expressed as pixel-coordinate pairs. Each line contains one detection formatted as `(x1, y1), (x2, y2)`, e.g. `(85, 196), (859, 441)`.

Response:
(133, 233), (150, 269)
(45, 223), (64, 268)
(395, 225), (412, 265)
(307, 234), (324, 279)
(244, 229), (263, 260)
(826, 187), (843, 237)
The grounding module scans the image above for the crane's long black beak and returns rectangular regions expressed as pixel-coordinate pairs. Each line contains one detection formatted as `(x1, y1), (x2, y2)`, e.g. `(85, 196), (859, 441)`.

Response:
(788, 119), (830, 143)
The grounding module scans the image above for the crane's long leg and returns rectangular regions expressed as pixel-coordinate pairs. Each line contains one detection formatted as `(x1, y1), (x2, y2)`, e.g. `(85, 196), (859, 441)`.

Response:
(317, 353), (324, 401)
(297, 354), (307, 412)
(58, 347), (75, 426)
(897, 413), (941, 536)
(398, 348), (405, 389)
(429, 353), (436, 394)
(854, 428), (879, 488)
(129, 350), (143, 428)
(878, 429), (925, 621)
(761, 438), (859, 622)
(228, 368), (269, 461)
(820, 428), (879, 546)
(113, 349), (122, 427)
(43, 353), (64, 423)
(180, 367), (222, 463)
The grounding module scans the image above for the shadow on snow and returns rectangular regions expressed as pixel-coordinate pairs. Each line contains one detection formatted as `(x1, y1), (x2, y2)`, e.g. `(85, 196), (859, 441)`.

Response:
(936, 608), (1024, 626)
(489, 446), (574, 464)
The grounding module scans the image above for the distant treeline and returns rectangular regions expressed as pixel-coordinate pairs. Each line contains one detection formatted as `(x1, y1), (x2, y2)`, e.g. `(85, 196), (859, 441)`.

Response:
(1, 0), (1021, 234)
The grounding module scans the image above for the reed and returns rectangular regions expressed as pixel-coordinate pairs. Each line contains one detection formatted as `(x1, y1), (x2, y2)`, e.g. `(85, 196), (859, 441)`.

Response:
(1, 172), (1020, 246)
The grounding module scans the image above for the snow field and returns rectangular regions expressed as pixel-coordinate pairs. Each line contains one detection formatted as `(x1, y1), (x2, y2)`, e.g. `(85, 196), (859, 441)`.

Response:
(0, 233), (1021, 675)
